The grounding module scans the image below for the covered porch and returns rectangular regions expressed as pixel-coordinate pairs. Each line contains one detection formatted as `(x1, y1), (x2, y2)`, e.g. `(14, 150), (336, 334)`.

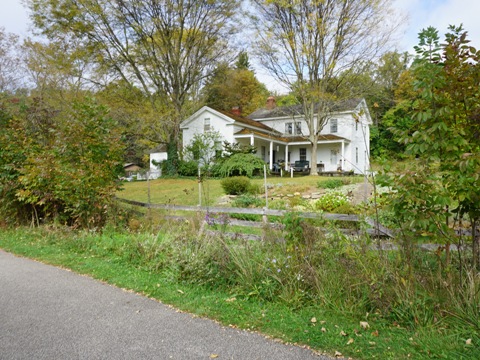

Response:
(234, 130), (351, 173)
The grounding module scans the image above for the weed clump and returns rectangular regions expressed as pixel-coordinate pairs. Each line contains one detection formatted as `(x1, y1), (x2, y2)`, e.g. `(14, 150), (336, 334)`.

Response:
(317, 177), (352, 189)
(313, 191), (348, 212)
(317, 178), (343, 189)
(232, 194), (264, 208)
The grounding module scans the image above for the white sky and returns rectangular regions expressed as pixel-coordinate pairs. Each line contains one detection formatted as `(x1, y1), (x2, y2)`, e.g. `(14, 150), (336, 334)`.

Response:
(1, 0), (479, 93)
(0, 0), (30, 37)
(394, 0), (480, 51)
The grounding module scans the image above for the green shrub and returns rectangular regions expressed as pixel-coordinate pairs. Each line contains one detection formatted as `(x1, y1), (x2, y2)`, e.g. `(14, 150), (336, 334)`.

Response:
(221, 176), (251, 195)
(219, 153), (265, 177)
(248, 183), (262, 195)
(314, 191), (348, 212)
(177, 160), (198, 176)
(229, 213), (261, 221)
(1, 97), (124, 228)
(208, 161), (223, 177)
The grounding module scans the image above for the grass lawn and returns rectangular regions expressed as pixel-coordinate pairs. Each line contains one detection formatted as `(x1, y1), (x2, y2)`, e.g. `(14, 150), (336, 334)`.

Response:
(117, 175), (364, 206)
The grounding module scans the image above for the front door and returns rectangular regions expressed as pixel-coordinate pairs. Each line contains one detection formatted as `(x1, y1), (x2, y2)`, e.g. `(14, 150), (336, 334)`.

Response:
(330, 150), (337, 166)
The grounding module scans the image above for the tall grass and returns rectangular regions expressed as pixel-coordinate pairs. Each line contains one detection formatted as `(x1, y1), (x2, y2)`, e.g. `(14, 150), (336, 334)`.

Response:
(1, 212), (479, 358)
(107, 212), (479, 337)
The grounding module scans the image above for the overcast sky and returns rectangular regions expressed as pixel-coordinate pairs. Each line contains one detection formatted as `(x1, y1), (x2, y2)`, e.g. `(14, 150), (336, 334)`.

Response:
(1, 0), (479, 92)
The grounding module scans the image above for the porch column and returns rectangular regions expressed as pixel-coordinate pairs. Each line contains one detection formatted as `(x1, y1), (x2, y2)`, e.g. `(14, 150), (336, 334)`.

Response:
(269, 141), (274, 170)
(285, 144), (289, 170)
(341, 141), (345, 170)
(250, 134), (254, 146)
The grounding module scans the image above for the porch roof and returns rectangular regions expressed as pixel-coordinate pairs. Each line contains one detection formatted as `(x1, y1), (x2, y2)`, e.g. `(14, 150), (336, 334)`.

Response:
(234, 128), (286, 143)
(234, 129), (349, 144)
(285, 134), (350, 143)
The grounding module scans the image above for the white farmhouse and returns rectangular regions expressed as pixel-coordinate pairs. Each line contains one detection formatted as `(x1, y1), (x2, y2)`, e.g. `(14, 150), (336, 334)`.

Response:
(180, 97), (371, 174)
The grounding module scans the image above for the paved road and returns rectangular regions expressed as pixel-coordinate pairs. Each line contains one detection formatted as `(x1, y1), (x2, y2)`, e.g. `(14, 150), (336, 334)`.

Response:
(0, 250), (329, 359)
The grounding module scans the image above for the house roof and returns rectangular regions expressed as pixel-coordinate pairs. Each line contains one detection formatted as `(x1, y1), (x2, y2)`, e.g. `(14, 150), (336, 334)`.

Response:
(248, 98), (364, 120)
(148, 144), (167, 154)
(124, 163), (142, 170)
(180, 106), (279, 134)
(216, 109), (277, 133)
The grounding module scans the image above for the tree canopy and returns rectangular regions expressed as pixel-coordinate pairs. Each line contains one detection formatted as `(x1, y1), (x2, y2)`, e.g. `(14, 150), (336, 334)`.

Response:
(27, 0), (241, 144)
(202, 52), (269, 116)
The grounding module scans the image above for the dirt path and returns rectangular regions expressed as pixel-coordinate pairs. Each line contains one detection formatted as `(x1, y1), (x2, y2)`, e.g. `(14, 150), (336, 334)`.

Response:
(350, 180), (374, 205)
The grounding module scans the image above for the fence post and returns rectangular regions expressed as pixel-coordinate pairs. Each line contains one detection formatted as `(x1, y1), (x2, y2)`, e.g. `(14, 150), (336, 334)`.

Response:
(147, 171), (151, 224)
(264, 165), (268, 209)
(198, 165), (202, 207)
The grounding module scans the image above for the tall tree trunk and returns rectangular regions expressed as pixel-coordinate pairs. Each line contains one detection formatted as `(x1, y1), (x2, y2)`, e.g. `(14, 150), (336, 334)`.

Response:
(310, 139), (318, 176)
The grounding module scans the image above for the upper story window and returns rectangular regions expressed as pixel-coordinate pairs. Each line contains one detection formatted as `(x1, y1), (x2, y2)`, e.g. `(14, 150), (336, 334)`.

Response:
(295, 122), (302, 135)
(355, 121), (358, 132)
(285, 122), (302, 135)
(285, 122), (293, 134)
(330, 119), (338, 133)
(204, 118), (211, 132)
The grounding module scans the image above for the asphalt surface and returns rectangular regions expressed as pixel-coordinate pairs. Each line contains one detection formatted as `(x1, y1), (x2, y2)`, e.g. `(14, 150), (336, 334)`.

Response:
(0, 250), (330, 359)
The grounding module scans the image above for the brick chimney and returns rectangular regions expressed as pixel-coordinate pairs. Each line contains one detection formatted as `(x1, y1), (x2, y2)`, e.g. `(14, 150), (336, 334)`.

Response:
(266, 96), (276, 110)
(231, 106), (241, 116)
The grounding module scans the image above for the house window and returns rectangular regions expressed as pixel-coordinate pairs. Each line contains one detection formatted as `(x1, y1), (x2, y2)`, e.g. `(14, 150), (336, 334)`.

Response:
(204, 118), (211, 132)
(356, 147), (359, 164)
(285, 122), (293, 134)
(355, 121), (358, 131)
(299, 148), (307, 161)
(215, 141), (222, 158)
(295, 122), (302, 135)
(261, 146), (266, 160)
(330, 119), (338, 133)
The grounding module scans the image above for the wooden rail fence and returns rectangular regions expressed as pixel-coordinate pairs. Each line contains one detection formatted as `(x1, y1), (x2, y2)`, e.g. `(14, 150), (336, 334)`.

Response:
(115, 197), (394, 238)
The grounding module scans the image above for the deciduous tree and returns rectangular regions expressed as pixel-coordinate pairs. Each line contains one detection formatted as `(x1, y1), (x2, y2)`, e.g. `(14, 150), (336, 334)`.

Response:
(382, 25), (480, 271)
(252, 0), (402, 175)
(27, 0), (240, 154)
(203, 53), (269, 116)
